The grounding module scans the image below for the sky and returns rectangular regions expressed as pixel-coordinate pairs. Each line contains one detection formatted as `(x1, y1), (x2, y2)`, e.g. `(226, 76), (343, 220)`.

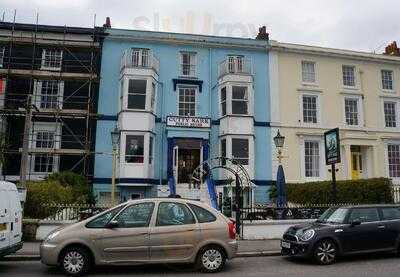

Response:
(1, 0), (400, 53)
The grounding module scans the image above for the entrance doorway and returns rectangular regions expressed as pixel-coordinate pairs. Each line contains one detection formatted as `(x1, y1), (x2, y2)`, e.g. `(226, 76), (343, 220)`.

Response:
(351, 146), (363, 180)
(173, 139), (202, 184)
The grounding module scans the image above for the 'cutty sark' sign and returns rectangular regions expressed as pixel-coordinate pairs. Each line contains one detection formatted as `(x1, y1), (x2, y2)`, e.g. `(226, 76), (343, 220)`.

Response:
(166, 116), (211, 128)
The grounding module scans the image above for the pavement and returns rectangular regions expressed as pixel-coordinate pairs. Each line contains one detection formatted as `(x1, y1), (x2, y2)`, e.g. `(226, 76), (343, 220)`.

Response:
(2, 253), (400, 276)
(3, 240), (282, 261)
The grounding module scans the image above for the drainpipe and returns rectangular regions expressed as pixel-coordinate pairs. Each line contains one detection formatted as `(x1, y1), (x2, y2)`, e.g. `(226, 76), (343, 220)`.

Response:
(156, 80), (164, 187)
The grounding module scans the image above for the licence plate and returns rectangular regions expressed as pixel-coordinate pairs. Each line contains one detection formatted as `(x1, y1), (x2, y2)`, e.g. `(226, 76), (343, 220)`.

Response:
(281, 241), (291, 249)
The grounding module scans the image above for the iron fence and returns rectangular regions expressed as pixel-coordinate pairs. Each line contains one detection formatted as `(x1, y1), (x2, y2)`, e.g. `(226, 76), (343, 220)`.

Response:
(241, 203), (355, 221)
(24, 203), (112, 221)
(393, 186), (400, 203)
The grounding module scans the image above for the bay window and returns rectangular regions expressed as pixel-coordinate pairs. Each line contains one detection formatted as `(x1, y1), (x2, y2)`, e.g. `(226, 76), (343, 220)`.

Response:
(128, 79), (147, 110)
(231, 86), (248, 115)
(232, 138), (249, 165)
(220, 87), (227, 116)
(125, 135), (144, 163)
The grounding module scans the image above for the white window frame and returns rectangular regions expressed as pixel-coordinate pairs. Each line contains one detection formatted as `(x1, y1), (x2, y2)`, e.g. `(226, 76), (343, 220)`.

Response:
(228, 55), (244, 73)
(301, 61), (317, 84)
(300, 92), (320, 125)
(34, 80), (64, 109)
(179, 51), (196, 77)
(383, 100), (398, 128)
(0, 46), (5, 68)
(386, 143), (400, 180)
(231, 85), (249, 115)
(41, 49), (63, 71)
(381, 69), (395, 92)
(342, 65), (356, 88)
(343, 95), (364, 127)
(177, 85), (197, 117)
(29, 122), (61, 175)
(126, 78), (147, 110)
(300, 136), (326, 181)
(124, 134), (145, 164)
(381, 97), (400, 130)
(132, 48), (150, 67)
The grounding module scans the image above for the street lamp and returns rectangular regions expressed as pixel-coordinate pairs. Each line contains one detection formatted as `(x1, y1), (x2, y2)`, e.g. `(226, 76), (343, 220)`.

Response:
(110, 126), (120, 205)
(273, 129), (285, 164)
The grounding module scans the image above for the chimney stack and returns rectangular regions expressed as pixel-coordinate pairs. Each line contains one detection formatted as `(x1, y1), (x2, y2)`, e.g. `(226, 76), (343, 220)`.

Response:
(256, 26), (269, 40)
(103, 17), (111, 28)
(384, 41), (400, 56)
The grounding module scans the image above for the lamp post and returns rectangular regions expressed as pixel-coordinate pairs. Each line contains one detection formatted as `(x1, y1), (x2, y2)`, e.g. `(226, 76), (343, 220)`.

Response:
(273, 130), (285, 164)
(110, 126), (120, 205)
(273, 129), (287, 209)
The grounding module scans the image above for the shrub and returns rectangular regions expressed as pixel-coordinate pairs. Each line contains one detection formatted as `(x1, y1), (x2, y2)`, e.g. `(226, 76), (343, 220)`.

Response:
(47, 171), (94, 204)
(285, 178), (393, 204)
(24, 180), (77, 219)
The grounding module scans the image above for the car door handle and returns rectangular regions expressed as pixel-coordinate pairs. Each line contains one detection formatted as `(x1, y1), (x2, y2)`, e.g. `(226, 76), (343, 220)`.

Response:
(377, 225), (386, 229)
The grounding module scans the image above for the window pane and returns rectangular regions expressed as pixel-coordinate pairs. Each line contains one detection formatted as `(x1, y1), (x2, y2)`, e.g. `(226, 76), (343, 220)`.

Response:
(342, 65), (355, 86)
(349, 208), (379, 223)
(178, 87), (196, 116)
(128, 79), (146, 94)
(382, 70), (393, 90)
(128, 94), (146, 109)
(221, 87), (226, 116)
(304, 141), (319, 177)
(302, 61), (316, 83)
(382, 207), (400, 220)
(125, 135), (144, 163)
(156, 202), (195, 226)
(388, 144), (400, 178)
(221, 139), (226, 165)
(232, 86), (248, 115)
(345, 98), (359, 125)
(115, 202), (154, 228)
(232, 138), (249, 165)
(86, 205), (125, 228)
(302, 95), (317, 123)
(149, 137), (154, 164)
(188, 204), (216, 223)
(384, 102), (397, 127)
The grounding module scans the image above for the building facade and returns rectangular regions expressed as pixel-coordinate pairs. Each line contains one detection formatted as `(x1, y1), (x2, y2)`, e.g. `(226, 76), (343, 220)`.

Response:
(269, 41), (400, 184)
(93, 28), (272, 205)
(0, 22), (104, 182)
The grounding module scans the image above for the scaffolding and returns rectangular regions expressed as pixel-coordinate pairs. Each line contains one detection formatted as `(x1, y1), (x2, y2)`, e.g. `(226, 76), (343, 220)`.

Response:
(0, 13), (104, 183)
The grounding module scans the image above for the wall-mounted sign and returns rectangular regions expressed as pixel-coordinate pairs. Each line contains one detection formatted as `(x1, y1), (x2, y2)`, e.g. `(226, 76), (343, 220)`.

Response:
(166, 116), (211, 128)
(324, 128), (341, 165)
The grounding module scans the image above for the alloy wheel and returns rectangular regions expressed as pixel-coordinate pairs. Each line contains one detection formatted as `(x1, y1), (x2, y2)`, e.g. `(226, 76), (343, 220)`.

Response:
(63, 251), (85, 274)
(202, 249), (223, 271)
(315, 240), (336, 265)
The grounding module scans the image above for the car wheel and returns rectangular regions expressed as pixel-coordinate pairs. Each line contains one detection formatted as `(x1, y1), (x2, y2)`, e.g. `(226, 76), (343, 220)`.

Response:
(313, 239), (337, 265)
(196, 245), (226, 273)
(60, 247), (92, 276)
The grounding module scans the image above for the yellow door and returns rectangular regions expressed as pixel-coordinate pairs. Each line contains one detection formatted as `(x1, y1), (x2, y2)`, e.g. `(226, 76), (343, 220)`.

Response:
(351, 152), (362, 180)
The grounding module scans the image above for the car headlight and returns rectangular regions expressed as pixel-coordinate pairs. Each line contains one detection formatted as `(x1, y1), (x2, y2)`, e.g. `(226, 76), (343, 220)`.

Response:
(300, 229), (315, 241)
(45, 230), (60, 241)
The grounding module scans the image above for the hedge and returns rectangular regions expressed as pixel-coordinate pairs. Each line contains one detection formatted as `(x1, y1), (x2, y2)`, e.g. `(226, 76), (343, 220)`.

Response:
(275, 178), (393, 204)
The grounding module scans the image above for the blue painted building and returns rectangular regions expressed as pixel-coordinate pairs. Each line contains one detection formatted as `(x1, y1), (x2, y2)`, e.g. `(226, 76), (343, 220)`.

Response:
(93, 28), (272, 206)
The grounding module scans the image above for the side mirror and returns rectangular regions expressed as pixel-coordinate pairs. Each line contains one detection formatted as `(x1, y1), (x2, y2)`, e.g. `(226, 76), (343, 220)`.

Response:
(350, 220), (361, 227)
(106, 220), (119, 229)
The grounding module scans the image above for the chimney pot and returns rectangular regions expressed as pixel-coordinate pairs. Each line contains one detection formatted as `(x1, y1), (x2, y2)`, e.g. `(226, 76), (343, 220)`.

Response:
(103, 17), (111, 28)
(256, 26), (269, 40)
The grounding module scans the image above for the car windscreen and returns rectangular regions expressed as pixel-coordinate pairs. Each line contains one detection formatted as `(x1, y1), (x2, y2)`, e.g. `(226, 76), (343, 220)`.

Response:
(317, 207), (349, 224)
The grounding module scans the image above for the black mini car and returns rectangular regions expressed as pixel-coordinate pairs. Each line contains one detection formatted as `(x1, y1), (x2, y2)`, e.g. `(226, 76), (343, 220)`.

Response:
(281, 205), (400, 264)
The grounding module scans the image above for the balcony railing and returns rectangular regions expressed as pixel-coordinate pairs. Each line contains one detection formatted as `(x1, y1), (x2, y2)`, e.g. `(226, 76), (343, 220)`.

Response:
(120, 49), (160, 74)
(218, 58), (252, 78)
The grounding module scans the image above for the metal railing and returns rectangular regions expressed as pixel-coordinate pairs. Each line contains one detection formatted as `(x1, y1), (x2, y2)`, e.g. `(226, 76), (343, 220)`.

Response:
(241, 203), (357, 221)
(24, 203), (112, 221)
(393, 185), (400, 203)
(218, 58), (252, 78)
(120, 49), (160, 73)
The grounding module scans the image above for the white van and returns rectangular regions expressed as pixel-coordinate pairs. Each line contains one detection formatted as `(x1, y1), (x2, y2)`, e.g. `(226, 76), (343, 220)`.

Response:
(0, 181), (23, 258)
